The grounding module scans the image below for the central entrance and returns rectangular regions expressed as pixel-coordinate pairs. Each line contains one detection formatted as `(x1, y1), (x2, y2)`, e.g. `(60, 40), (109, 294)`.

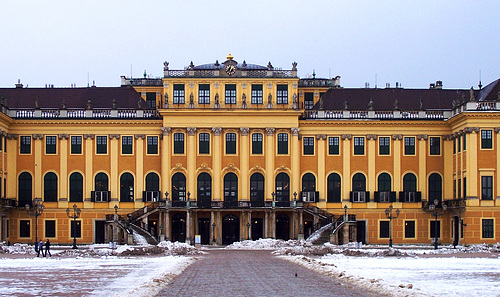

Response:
(198, 218), (210, 245)
(276, 214), (290, 240)
(252, 218), (263, 240)
(172, 214), (186, 242)
(222, 214), (240, 245)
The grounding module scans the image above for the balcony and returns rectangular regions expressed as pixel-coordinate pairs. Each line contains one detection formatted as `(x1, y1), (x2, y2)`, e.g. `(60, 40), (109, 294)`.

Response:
(91, 191), (110, 202)
(398, 191), (422, 202)
(163, 200), (303, 209)
(142, 191), (161, 202)
(374, 191), (397, 202)
(0, 198), (16, 208)
(350, 191), (370, 202)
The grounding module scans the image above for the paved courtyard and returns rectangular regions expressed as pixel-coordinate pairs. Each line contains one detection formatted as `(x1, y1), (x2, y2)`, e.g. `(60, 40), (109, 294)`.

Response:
(158, 249), (380, 297)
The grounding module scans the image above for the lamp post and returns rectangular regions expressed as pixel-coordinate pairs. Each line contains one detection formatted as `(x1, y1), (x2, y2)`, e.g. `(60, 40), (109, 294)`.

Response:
(384, 205), (400, 248)
(187, 192), (191, 208)
(212, 222), (216, 244)
(293, 191), (297, 208)
(343, 205), (348, 222)
(66, 204), (81, 249)
(428, 199), (447, 250)
(25, 198), (44, 253)
(271, 192), (275, 208)
(247, 223), (250, 240)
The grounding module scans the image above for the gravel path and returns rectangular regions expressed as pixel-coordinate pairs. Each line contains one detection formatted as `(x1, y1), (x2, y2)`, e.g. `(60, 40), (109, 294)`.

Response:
(158, 249), (381, 297)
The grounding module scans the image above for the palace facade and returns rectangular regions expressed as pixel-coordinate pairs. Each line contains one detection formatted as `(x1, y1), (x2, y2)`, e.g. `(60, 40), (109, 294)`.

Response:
(0, 54), (499, 246)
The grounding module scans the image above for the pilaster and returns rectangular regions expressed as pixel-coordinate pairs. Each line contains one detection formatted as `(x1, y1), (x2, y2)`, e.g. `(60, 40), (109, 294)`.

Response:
(291, 128), (300, 195)
(265, 128), (275, 199)
(187, 127), (197, 197)
(135, 134), (145, 206)
(161, 127), (171, 196)
(367, 134), (377, 193)
(316, 134), (326, 202)
(417, 135), (427, 199)
(392, 135), (402, 191)
(84, 134), (94, 205)
(58, 134), (69, 207)
(240, 128), (250, 200)
(110, 135), (119, 202)
(33, 134), (43, 198)
(212, 127), (222, 201)
(341, 134), (352, 200)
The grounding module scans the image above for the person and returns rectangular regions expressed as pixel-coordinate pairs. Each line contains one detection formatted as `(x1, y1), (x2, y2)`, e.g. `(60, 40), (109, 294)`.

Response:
(45, 239), (51, 257)
(37, 240), (44, 257)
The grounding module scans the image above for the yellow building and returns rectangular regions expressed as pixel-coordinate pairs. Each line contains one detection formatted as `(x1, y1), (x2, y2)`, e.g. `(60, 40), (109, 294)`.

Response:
(0, 55), (498, 247)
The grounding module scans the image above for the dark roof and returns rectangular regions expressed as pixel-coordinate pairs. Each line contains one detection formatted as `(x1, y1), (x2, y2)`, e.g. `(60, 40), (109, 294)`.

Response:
(193, 62), (267, 70)
(315, 87), (471, 111)
(477, 78), (500, 101)
(0, 86), (148, 109)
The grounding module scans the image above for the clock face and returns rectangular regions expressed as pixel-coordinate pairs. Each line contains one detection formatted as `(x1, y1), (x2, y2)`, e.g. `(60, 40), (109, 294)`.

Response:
(225, 64), (236, 76)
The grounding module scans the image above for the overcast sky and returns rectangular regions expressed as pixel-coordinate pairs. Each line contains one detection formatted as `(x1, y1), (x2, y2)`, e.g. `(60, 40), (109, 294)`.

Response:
(1, 0), (498, 89)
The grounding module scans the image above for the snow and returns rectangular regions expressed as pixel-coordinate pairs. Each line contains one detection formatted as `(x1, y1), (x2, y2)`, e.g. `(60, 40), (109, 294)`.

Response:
(305, 222), (332, 243)
(132, 232), (150, 246)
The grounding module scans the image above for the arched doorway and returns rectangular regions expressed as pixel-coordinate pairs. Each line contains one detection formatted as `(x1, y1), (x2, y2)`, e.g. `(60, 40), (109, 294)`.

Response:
(222, 214), (240, 245)
(276, 214), (290, 240)
(120, 173), (134, 202)
(172, 172), (186, 207)
(301, 173), (316, 202)
(171, 213), (186, 242)
(197, 173), (212, 208)
(250, 173), (265, 207)
(224, 172), (238, 208)
(327, 173), (341, 202)
(18, 172), (32, 207)
(428, 173), (442, 204)
(275, 172), (290, 207)
(252, 218), (263, 240)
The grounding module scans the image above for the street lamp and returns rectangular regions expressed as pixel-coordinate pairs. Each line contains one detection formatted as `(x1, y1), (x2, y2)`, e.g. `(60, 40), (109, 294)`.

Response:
(428, 199), (447, 250)
(66, 204), (81, 249)
(343, 205), (348, 222)
(384, 205), (400, 248)
(247, 223), (251, 240)
(212, 222), (216, 244)
(187, 192), (191, 208)
(293, 191), (297, 208)
(271, 192), (275, 208)
(25, 198), (44, 253)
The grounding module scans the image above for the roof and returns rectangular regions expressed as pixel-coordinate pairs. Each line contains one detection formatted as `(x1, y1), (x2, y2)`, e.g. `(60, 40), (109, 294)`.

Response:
(477, 78), (500, 101)
(315, 87), (471, 111)
(0, 86), (148, 109)
(193, 62), (267, 70)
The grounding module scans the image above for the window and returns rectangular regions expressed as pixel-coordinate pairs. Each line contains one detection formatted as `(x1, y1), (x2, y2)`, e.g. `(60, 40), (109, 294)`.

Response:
(252, 133), (263, 154)
(303, 137), (314, 155)
(43, 173), (58, 202)
(277, 84), (288, 104)
(96, 136), (107, 154)
(430, 221), (441, 238)
(120, 173), (134, 202)
(95, 173), (108, 191)
(145, 173), (159, 192)
(197, 173), (212, 207)
(430, 137), (440, 155)
(405, 221), (416, 238)
(172, 173), (186, 202)
(404, 137), (415, 155)
(329, 137), (339, 155)
(18, 172), (32, 207)
(199, 133), (210, 154)
(453, 138), (456, 154)
(45, 136), (57, 154)
(302, 173), (316, 202)
(353, 137), (364, 155)
(379, 221), (390, 238)
(481, 130), (493, 149)
(0, 134), (2, 151)
(251, 84), (263, 104)
(482, 219), (494, 238)
(225, 133), (237, 154)
(147, 136), (158, 154)
(457, 137), (461, 153)
(20, 136), (31, 154)
(304, 93), (314, 110)
(225, 84), (236, 104)
(173, 84), (185, 104)
(19, 220), (30, 238)
(223, 173), (238, 206)
(69, 172), (83, 202)
(122, 136), (133, 154)
(481, 176), (493, 200)
(327, 173), (341, 202)
(277, 133), (288, 154)
(71, 136), (82, 154)
(275, 173), (290, 202)
(379, 137), (390, 155)
(198, 84), (210, 105)
(173, 133), (185, 154)
(71, 220), (82, 238)
(463, 134), (466, 150)
(463, 177), (467, 198)
(352, 173), (367, 202)
(428, 173), (442, 203)
(45, 220), (56, 238)
(146, 92), (156, 108)
(250, 173), (265, 206)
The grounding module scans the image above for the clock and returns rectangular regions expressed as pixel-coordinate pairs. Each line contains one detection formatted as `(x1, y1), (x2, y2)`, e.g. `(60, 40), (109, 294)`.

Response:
(225, 64), (236, 76)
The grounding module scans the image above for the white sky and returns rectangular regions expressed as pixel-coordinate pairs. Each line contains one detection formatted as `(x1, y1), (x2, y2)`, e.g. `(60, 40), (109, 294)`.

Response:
(1, 0), (498, 89)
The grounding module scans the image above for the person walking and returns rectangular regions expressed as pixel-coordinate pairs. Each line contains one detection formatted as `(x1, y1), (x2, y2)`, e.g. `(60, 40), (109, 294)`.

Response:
(37, 240), (44, 257)
(45, 239), (51, 257)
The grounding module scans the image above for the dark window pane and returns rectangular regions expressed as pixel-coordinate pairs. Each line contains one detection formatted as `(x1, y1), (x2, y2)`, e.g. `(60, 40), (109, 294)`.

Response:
(71, 136), (82, 154)
(405, 221), (415, 238)
(303, 137), (314, 155)
(277, 133), (288, 154)
(46, 136), (57, 154)
(147, 136), (158, 154)
(380, 221), (390, 238)
(329, 137), (339, 155)
(226, 133), (236, 154)
(122, 136), (133, 154)
(174, 133), (185, 154)
(252, 133), (263, 154)
(404, 137), (415, 155)
(45, 220), (56, 237)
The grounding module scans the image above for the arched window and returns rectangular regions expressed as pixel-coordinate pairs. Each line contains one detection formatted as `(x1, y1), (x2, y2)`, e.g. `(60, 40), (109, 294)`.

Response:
(145, 172), (159, 191)
(197, 173), (212, 208)
(327, 173), (341, 203)
(69, 172), (83, 202)
(378, 173), (392, 192)
(95, 173), (108, 191)
(351, 173), (367, 202)
(275, 173), (290, 203)
(224, 173), (238, 207)
(43, 172), (58, 202)
(250, 173), (265, 207)
(352, 173), (366, 191)
(428, 173), (442, 203)
(171, 173), (186, 201)
(120, 173), (134, 202)
(18, 172), (32, 207)
(301, 173), (316, 202)
(403, 173), (417, 192)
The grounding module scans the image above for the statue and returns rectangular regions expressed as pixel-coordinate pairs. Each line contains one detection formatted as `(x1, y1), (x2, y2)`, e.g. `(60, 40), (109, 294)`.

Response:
(163, 61), (169, 71)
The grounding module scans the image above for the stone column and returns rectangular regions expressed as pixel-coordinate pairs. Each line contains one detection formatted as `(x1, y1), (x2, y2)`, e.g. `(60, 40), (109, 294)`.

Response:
(58, 134), (69, 207)
(247, 210), (252, 240)
(264, 210), (269, 238)
(367, 135), (377, 194)
(212, 127), (222, 201)
(135, 134), (145, 206)
(210, 211), (215, 245)
(187, 128), (197, 198)
(240, 128), (250, 201)
(496, 128), (500, 199)
(186, 210), (192, 244)
(443, 136), (454, 199)
(164, 210), (170, 241)
(110, 134), (120, 202)
(467, 128), (479, 198)
(33, 134), (43, 198)
(161, 127), (171, 197)
(83, 134), (94, 206)
(291, 128), (301, 196)
(417, 135), (428, 198)
(217, 211), (222, 245)
(392, 135), (403, 192)
(341, 135), (352, 200)
(265, 128), (275, 201)
(316, 134), (326, 202)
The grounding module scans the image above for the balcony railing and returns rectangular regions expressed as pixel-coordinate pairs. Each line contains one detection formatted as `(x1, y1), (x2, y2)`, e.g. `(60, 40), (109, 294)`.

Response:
(163, 200), (303, 209)
(302, 109), (454, 120)
(10, 108), (160, 119)
(91, 191), (110, 202)
(0, 198), (16, 208)
(142, 191), (161, 202)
